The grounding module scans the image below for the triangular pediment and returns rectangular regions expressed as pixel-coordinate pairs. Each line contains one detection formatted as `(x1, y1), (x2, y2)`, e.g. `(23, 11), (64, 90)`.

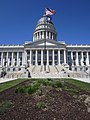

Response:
(38, 42), (56, 46)
(24, 39), (66, 49)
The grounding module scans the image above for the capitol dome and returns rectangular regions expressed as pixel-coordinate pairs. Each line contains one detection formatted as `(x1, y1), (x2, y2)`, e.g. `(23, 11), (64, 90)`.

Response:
(33, 16), (57, 42)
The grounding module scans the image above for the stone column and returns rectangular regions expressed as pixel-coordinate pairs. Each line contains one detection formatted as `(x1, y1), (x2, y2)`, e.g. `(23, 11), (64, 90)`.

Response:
(49, 32), (51, 39)
(38, 32), (41, 39)
(6, 52), (8, 67)
(58, 50), (60, 65)
(22, 52), (24, 66)
(81, 52), (84, 66)
(35, 50), (37, 65)
(1, 52), (3, 67)
(64, 50), (66, 64)
(30, 50), (31, 66)
(53, 50), (54, 65)
(76, 51), (79, 66)
(36, 33), (37, 40)
(40, 32), (42, 39)
(52, 33), (54, 40)
(24, 50), (27, 65)
(86, 52), (89, 66)
(12, 52), (14, 66)
(17, 52), (19, 66)
(47, 50), (49, 65)
(41, 50), (43, 65)
(46, 31), (48, 39)
(42, 31), (44, 39)
(38, 32), (40, 39)
(71, 52), (74, 66)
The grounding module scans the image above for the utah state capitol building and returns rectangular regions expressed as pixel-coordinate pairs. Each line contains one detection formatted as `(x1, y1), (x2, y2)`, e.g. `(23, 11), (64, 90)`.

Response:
(0, 14), (90, 78)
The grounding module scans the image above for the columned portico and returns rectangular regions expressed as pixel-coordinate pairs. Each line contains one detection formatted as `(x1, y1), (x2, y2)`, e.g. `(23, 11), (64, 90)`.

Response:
(29, 48), (69, 66)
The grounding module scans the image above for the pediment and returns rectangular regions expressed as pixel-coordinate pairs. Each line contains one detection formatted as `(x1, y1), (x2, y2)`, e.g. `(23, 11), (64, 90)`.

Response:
(24, 39), (66, 49)
(38, 42), (56, 46)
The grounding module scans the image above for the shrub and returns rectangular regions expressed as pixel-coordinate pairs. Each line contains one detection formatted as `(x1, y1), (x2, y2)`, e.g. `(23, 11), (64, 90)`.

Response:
(27, 86), (36, 94)
(27, 83), (41, 94)
(0, 101), (12, 114)
(55, 81), (63, 88)
(47, 78), (52, 81)
(36, 102), (46, 109)
(15, 87), (26, 93)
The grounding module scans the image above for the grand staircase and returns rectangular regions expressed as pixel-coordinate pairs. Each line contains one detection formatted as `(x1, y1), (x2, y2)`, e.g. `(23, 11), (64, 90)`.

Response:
(27, 65), (89, 78)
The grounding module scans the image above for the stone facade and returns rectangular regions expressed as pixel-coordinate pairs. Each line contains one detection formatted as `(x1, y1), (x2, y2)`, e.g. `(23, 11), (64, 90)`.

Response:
(0, 16), (90, 77)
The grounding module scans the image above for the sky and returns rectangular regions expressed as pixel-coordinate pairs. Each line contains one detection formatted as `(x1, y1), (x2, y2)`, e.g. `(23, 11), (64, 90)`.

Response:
(0, 0), (90, 45)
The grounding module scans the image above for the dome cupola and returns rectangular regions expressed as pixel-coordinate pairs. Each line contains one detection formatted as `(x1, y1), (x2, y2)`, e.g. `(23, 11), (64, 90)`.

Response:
(33, 16), (57, 42)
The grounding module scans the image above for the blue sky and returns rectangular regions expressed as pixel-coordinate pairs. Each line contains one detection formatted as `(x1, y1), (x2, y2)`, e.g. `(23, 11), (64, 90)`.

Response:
(0, 0), (90, 45)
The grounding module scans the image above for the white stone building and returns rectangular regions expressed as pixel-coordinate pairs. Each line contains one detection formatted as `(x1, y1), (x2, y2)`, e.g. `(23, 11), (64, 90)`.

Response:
(0, 16), (90, 78)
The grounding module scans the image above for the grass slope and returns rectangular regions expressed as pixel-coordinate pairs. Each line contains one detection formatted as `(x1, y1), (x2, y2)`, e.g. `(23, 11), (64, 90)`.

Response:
(0, 78), (29, 92)
(0, 78), (90, 93)
(63, 78), (90, 92)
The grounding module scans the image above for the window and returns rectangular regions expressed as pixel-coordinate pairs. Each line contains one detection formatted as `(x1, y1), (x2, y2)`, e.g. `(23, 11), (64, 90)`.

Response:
(86, 67), (88, 71)
(20, 62), (22, 66)
(75, 68), (77, 71)
(9, 62), (11, 66)
(18, 68), (21, 71)
(13, 68), (15, 71)
(7, 68), (10, 72)
(80, 68), (82, 71)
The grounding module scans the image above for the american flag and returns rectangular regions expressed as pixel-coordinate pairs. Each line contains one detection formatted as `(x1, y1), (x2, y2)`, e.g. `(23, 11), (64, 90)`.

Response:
(45, 8), (56, 16)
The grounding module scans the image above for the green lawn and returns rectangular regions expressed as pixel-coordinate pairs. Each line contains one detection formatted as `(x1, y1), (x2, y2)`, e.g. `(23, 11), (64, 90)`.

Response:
(62, 78), (90, 92)
(0, 78), (90, 93)
(0, 78), (29, 92)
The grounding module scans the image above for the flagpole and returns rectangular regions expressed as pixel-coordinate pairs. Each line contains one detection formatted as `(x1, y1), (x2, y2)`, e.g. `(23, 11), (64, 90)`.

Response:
(43, 8), (56, 72)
